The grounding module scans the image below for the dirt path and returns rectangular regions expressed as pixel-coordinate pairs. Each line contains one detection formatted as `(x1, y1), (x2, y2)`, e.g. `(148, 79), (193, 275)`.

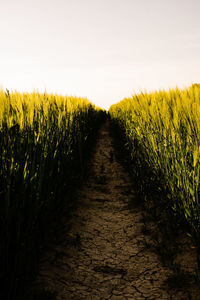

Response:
(35, 120), (199, 299)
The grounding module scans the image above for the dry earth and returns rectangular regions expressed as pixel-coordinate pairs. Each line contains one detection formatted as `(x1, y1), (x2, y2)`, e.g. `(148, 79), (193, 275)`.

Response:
(34, 120), (200, 299)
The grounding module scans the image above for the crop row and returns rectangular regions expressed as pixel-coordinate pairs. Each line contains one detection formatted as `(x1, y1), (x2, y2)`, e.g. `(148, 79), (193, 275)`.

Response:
(0, 90), (105, 299)
(109, 84), (200, 274)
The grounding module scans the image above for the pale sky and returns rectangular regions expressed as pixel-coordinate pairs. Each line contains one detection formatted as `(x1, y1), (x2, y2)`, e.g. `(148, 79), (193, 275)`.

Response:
(0, 0), (200, 109)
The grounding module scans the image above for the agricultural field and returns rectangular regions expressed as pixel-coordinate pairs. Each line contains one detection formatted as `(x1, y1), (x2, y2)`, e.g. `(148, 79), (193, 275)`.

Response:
(2, 85), (200, 299)
(109, 84), (200, 274)
(0, 90), (105, 298)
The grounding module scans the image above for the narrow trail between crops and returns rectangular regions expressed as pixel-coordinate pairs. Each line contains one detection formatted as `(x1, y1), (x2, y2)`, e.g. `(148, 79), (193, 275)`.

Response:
(35, 120), (199, 299)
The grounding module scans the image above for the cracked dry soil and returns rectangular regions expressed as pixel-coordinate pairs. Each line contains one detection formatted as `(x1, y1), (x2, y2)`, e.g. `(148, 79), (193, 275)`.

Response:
(35, 120), (200, 300)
